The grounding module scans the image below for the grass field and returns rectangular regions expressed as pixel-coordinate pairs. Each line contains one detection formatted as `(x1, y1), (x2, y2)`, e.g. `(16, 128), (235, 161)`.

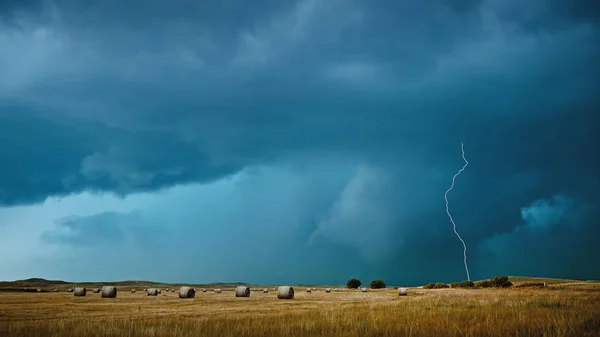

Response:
(1, 278), (599, 336)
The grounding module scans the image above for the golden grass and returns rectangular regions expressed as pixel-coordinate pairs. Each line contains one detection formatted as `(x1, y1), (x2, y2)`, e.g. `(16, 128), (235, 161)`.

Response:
(1, 283), (599, 337)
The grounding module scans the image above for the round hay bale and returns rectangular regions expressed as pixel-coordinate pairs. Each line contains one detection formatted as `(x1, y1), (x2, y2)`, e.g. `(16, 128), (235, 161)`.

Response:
(147, 288), (158, 296)
(214, 289), (222, 293)
(312, 288), (316, 291)
(277, 286), (294, 300)
(361, 288), (367, 292)
(334, 288), (340, 292)
(263, 288), (269, 293)
(67, 288), (74, 293)
(36, 289), (42, 293)
(235, 286), (250, 297)
(202, 288), (207, 293)
(179, 286), (196, 299)
(165, 288), (170, 292)
(73, 287), (87, 296)
(101, 286), (117, 298)
(325, 288), (331, 293)
(131, 289), (136, 293)
(92, 288), (100, 294)
(398, 287), (408, 296)
(306, 288), (311, 293)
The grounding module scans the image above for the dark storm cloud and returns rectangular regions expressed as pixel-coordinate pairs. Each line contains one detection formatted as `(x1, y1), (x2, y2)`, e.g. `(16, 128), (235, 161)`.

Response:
(1, 0), (599, 283)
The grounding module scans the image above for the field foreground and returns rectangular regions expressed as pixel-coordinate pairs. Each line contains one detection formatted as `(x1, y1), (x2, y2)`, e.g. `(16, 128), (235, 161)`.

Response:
(1, 281), (599, 336)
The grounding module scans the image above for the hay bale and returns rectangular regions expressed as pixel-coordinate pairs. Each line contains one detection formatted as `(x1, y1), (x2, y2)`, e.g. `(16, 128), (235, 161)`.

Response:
(179, 286), (196, 299)
(214, 289), (222, 293)
(147, 288), (158, 296)
(361, 288), (367, 292)
(277, 286), (294, 299)
(165, 288), (170, 292)
(73, 287), (87, 296)
(36, 289), (42, 293)
(334, 288), (340, 292)
(92, 288), (100, 294)
(235, 286), (250, 297)
(398, 287), (408, 296)
(53, 288), (59, 292)
(101, 286), (117, 298)
(263, 288), (269, 293)
(202, 288), (207, 293)
(306, 288), (311, 293)
(325, 288), (331, 293)
(67, 288), (74, 293)
(131, 289), (136, 293)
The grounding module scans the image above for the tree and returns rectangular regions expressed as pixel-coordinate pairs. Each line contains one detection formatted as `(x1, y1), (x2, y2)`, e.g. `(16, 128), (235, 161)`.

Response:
(346, 278), (361, 289)
(369, 280), (386, 289)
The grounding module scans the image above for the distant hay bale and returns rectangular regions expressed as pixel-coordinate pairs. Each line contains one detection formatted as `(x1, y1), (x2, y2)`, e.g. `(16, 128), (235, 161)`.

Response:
(73, 287), (87, 296)
(101, 286), (117, 298)
(306, 288), (311, 293)
(92, 288), (100, 294)
(361, 288), (367, 292)
(235, 286), (250, 297)
(398, 287), (408, 296)
(277, 286), (294, 300)
(312, 288), (316, 291)
(67, 288), (74, 293)
(165, 288), (170, 292)
(37, 289), (42, 293)
(202, 289), (207, 292)
(334, 288), (340, 292)
(214, 289), (222, 293)
(263, 288), (269, 293)
(325, 288), (331, 293)
(143, 288), (147, 292)
(179, 286), (196, 299)
(131, 289), (136, 293)
(147, 288), (158, 296)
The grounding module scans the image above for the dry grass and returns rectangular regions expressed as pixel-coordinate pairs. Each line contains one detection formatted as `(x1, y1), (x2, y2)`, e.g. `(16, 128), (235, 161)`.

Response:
(1, 282), (599, 337)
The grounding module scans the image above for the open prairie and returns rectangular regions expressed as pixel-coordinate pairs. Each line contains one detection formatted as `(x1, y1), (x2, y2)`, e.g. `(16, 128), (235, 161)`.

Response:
(1, 279), (599, 337)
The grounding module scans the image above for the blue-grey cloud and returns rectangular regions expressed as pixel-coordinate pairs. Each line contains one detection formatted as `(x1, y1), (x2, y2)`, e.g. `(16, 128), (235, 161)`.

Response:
(0, 0), (599, 284)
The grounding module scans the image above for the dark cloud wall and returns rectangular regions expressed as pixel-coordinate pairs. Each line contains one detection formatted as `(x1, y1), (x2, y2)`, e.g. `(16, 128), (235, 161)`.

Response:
(0, 0), (598, 284)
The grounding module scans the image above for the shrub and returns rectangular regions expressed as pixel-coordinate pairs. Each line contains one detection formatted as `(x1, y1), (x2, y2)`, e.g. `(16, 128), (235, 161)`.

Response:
(346, 278), (361, 289)
(450, 281), (474, 288)
(476, 280), (493, 288)
(423, 282), (449, 289)
(490, 276), (513, 288)
(369, 280), (386, 289)
(423, 283), (435, 289)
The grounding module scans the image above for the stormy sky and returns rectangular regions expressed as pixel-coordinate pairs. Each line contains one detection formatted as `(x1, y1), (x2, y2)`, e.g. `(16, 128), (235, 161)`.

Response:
(0, 0), (598, 286)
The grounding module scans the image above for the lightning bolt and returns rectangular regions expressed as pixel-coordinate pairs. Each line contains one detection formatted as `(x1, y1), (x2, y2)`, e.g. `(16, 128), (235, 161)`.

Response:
(444, 142), (470, 281)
